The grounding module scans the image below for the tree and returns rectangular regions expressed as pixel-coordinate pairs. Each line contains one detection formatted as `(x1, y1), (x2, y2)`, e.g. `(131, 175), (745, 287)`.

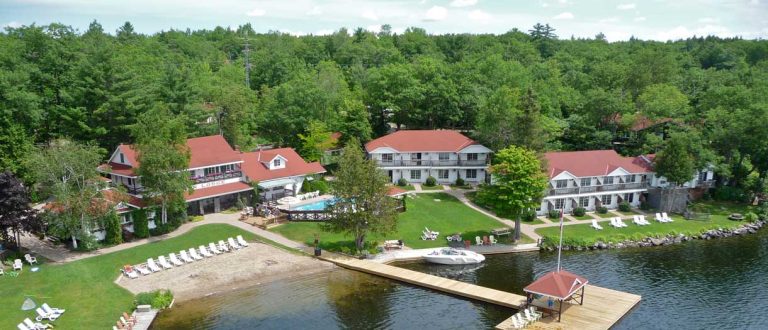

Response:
(653, 132), (701, 212)
(103, 210), (122, 245)
(638, 84), (691, 119)
(0, 171), (40, 249)
(298, 121), (335, 162)
(476, 146), (548, 240)
(322, 139), (398, 252)
(475, 86), (521, 151)
(132, 106), (192, 225)
(515, 88), (546, 152)
(27, 139), (105, 249)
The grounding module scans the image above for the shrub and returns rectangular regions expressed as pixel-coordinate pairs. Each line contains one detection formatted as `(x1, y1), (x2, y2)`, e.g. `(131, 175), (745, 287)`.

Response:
(713, 186), (748, 202)
(572, 207), (586, 217)
(425, 176), (437, 187)
(76, 235), (100, 251)
(302, 177), (330, 195)
(548, 209), (560, 219)
(103, 211), (123, 245)
(455, 177), (465, 187)
(135, 290), (174, 309)
(597, 206), (608, 214)
(522, 209), (537, 222)
(132, 209), (149, 239)
(745, 212), (758, 223)
(640, 201), (652, 211)
(618, 202), (631, 212)
(397, 178), (408, 187)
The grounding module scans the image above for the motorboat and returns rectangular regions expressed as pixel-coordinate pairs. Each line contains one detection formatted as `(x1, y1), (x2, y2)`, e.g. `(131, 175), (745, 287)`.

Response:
(424, 248), (485, 265)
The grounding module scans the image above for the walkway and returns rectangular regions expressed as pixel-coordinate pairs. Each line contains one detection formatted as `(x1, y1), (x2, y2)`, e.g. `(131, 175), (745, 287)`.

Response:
(444, 189), (543, 242)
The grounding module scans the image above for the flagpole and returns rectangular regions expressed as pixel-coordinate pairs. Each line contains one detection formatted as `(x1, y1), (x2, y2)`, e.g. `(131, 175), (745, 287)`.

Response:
(556, 209), (564, 272)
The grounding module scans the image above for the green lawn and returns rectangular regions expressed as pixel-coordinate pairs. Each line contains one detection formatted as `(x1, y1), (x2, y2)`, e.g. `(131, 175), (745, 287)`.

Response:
(595, 212), (615, 219)
(399, 184), (416, 191)
(0, 224), (256, 329)
(614, 209), (643, 217)
(571, 214), (595, 221)
(420, 184), (445, 191)
(536, 202), (757, 247)
(270, 193), (520, 250)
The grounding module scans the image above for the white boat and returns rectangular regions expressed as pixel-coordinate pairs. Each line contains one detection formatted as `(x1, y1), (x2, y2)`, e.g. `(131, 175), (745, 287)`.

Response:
(424, 248), (485, 265)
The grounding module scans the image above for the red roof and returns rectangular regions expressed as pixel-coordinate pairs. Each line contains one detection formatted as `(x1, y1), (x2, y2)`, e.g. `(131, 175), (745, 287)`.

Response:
(630, 116), (674, 132)
(185, 181), (253, 202)
(524, 270), (589, 300)
(365, 130), (481, 152)
(240, 148), (326, 182)
(544, 150), (652, 178)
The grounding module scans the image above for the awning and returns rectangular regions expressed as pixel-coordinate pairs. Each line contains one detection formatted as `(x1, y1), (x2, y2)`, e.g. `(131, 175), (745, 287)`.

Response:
(258, 178), (297, 189)
(185, 181), (253, 202)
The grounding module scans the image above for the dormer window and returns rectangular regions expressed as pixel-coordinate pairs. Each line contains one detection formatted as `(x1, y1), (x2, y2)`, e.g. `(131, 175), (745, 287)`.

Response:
(120, 153), (124, 163)
(274, 159), (281, 167)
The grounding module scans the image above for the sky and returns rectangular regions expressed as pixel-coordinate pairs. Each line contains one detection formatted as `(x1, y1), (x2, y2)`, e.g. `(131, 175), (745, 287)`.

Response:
(1, 0), (767, 41)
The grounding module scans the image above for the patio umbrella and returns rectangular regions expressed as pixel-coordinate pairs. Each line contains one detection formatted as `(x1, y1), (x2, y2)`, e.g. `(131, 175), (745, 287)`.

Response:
(21, 297), (37, 311)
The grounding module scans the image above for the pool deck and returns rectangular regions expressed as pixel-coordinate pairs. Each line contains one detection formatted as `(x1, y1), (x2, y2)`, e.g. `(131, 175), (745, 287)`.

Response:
(275, 194), (334, 211)
(321, 255), (641, 330)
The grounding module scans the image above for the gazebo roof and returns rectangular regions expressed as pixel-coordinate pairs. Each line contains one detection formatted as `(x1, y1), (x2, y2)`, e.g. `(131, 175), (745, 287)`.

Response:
(524, 270), (589, 300)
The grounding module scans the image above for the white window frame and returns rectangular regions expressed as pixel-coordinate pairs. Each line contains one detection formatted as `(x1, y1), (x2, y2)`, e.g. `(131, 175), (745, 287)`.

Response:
(580, 178), (591, 187)
(466, 153), (478, 161)
(554, 199), (565, 210)
(438, 153), (450, 161)
(625, 175), (635, 183)
(410, 170), (421, 180)
(438, 169), (449, 179)
(601, 195), (612, 205)
(579, 197), (589, 208)
(603, 176), (614, 185)
(465, 169), (477, 179)
(381, 153), (393, 163)
(555, 180), (568, 188)
(274, 159), (281, 167)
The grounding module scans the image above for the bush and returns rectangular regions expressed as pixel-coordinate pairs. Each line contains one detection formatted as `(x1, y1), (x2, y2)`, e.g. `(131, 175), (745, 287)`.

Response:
(397, 178), (408, 187)
(522, 209), (537, 222)
(618, 201), (631, 212)
(597, 206), (608, 214)
(640, 201), (652, 211)
(572, 207), (586, 217)
(425, 176), (437, 187)
(455, 177), (465, 187)
(745, 212), (758, 223)
(548, 209), (560, 219)
(132, 209), (149, 239)
(103, 211), (123, 245)
(302, 177), (330, 195)
(713, 186), (749, 202)
(135, 290), (174, 309)
(76, 234), (100, 251)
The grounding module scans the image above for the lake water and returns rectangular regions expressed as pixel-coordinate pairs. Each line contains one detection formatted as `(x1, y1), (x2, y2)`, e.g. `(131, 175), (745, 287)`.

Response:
(151, 229), (768, 329)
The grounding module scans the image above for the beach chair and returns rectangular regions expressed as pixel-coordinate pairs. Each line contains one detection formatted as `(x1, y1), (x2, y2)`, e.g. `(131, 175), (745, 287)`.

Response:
(632, 215), (642, 226)
(640, 215), (650, 225)
(146, 258), (161, 272)
(489, 235), (498, 245)
(169, 253), (184, 266)
(122, 265), (139, 279)
(189, 248), (204, 260)
(0, 267), (4, 276)
(135, 264), (151, 275)
(514, 313), (528, 326)
(510, 317), (524, 329)
(179, 250), (195, 263)
(662, 212), (674, 222)
(157, 256), (174, 269)
(609, 217), (619, 228)
(209, 242), (222, 255)
(475, 236), (483, 245)
(616, 217), (628, 228)
(529, 306), (543, 320)
(35, 307), (59, 322)
(13, 259), (23, 271)
(228, 237), (242, 250)
(18, 323), (31, 330)
(120, 316), (134, 328)
(655, 213), (664, 222)
(591, 219), (603, 230)
(23, 318), (51, 330)
(25, 254), (38, 265)
(122, 312), (136, 325)
(236, 235), (250, 247)
(199, 245), (213, 258)
(218, 240), (230, 252)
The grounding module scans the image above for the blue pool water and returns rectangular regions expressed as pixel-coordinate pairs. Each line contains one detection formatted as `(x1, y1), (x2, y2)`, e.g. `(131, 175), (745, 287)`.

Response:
(292, 198), (335, 211)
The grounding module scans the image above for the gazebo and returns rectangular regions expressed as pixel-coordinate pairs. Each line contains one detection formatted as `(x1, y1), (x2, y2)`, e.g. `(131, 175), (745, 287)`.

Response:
(523, 270), (589, 322)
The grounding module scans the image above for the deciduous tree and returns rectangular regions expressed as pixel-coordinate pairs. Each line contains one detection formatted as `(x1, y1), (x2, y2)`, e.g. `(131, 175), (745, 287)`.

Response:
(0, 171), (40, 249)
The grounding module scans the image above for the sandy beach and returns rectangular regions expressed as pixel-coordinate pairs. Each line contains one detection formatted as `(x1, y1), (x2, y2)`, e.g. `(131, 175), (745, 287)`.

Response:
(116, 243), (336, 301)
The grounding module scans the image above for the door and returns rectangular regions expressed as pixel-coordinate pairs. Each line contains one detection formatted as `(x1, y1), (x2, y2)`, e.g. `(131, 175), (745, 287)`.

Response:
(388, 170), (393, 182)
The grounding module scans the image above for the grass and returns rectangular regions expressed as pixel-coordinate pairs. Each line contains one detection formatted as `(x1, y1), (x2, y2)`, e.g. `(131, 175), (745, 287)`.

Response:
(614, 209), (643, 217)
(536, 201), (758, 247)
(595, 212), (615, 219)
(398, 184), (416, 191)
(420, 184), (445, 191)
(571, 214), (595, 221)
(270, 193), (523, 251)
(466, 191), (545, 225)
(0, 224), (256, 329)
(450, 184), (475, 190)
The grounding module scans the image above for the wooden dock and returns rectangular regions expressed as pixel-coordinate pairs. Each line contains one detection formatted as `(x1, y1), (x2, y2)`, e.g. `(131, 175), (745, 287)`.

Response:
(322, 256), (640, 329)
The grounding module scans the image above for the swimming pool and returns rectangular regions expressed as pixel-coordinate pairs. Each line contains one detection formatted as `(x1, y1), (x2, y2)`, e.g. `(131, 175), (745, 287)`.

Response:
(291, 198), (336, 211)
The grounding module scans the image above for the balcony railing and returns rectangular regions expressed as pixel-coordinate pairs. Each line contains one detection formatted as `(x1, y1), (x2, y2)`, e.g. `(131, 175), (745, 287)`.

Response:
(377, 159), (490, 167)
(191, 171), (242, 184)
(548, 182), (648, 195)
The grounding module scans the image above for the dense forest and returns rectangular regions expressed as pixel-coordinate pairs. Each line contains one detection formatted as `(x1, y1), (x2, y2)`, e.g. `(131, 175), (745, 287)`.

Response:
(1, 21), (767, 198)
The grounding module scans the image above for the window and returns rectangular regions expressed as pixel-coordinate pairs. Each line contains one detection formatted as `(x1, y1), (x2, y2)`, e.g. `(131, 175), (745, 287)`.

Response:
(603, 176), (614, 185)
(601, 195), (612, 205)
(410, 170), (421, 180)
(466, 153), (478, 161)
(581, 178), (591, 187)
(438, 169), (449, 179)
(554, 199), (565, 209)
(274, 159), (281, 167)
(119, 153), (125, 163)
(204, 167), (219, 176)
(624, 193), (634, 203)
(465, 169), (477, 179)
(381, 154), (393, 163)
(625, 175), (635, 183)
(555, 180), (568, 188)
(698, 171), (708, 182)
(439, 153), (450, 161)
(579, 197), (589, 208)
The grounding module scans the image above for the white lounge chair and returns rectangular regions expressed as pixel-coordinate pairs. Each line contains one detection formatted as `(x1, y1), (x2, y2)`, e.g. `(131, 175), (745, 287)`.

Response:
(157, 256), (173, 269)
(662, 212), (674, 222)
(122, 266), (139, 279)
(189, 248), (204, 260)
(18, 323), (31, 330)
(41, 303), (64, 316)
(655, 213), (664, 222)
(135, 265), (151, 275)
(616, 217), (628, 228)
(23, 318), (51, 330)
(179, 250), (195, 263)
(632, 215), (642, 226)
(199, 246), (213, 258)
(475, 236), (483, 245)
(514, 313), (528, 326)
(209, 243), (222, 255)
(146, 258), (161, 272)
(0, 267), (4, 276)
(25, 254), (38, 265)
(609, 217), (619, 228)
(639, 215), (651, 225)
(529, 306), (543, 320)
(218, 240), (230, 252)
(236, 235), (250, 247)
(510, 317), (525, 329)
(591, 219), (603, 230)
(13, 259), (23, 271)
(228, 237), (242, 250)
(35, 308), (58, 322)
(489, 235), (498, 244)
(169, 253), (184, 266)
(524, 309), (539, 322)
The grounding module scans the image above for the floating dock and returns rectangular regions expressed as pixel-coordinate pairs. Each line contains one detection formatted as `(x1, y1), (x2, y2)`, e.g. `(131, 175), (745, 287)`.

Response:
(322, 255), (640, 329)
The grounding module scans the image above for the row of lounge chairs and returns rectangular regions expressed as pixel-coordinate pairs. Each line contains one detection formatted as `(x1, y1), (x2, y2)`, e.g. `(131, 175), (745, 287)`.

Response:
(655, 212), (674, 223)
(591, 213), (675, 230)
(121, 236), (250, 279)
(17, 318), (52, 330)
(475, 235), (498, 245)
(113, 312), (136, 330)
(509, 306), (543, 329)
(296, 191), (320, 201)
(421, 227), (439, 240)
(16, 303), (64, 329)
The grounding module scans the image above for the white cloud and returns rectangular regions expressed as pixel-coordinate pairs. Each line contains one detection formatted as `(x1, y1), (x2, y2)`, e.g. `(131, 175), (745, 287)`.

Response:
(617, 3), (636, 10)
(468, 9), (491, 22)
(698, 17), (719, 23)
(599, 17), (620, 24)
(313, 29), (334, 36)
(542, 2), (550, 8)
(749, 0), (759, 5)
(246, 8), (266, 17)
(3, 21), (21, 28)
(553, 12), (574, 20)
(424, 6), (448, 21)
(361, 9), (378, 21)
(306, 7), (323, 16)
(656, 24), (732, 41)
(450, 0), (478, 7)
(366, 24), (382, 33)
(634, 16), (646, 22)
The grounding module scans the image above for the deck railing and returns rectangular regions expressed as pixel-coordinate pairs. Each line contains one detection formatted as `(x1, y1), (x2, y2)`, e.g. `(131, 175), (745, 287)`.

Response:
(548, 182), (649, 196)
(377, 159), (489, 167)
(192, 171), (242, 184)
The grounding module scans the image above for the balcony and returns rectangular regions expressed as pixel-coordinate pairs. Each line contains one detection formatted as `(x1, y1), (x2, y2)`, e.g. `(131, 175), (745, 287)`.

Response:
(376, 159), (490, 167)
(548, 182), (648, 196)
(192, 171), (242, 185)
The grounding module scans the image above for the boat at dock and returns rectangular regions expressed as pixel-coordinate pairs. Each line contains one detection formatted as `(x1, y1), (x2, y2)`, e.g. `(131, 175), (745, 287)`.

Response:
(424, 248), (486, 265)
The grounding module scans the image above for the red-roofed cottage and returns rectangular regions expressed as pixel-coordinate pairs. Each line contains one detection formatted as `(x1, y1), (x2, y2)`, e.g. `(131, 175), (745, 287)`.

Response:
(240, 148), (326, 201)
(365, 130), (492, 185)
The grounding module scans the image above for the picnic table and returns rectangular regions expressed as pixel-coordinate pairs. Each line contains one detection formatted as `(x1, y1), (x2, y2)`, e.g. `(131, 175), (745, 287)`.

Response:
(491, 228), (511, 236)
